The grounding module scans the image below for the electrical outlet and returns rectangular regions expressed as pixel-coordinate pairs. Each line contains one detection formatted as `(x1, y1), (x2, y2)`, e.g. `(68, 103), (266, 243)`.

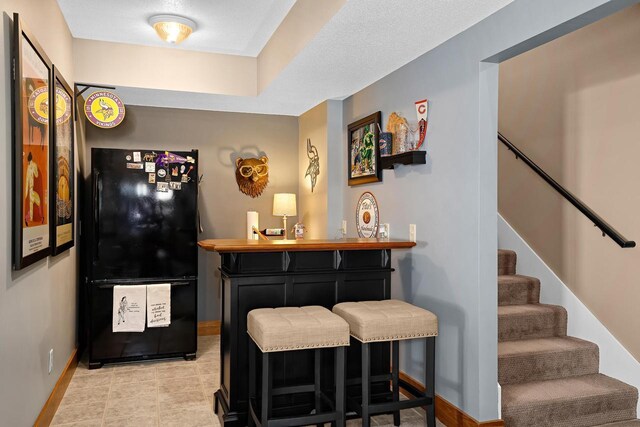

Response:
(341, 220), (347, 236)
(409, 224), (417, 242)
(48, 349), (53, 374)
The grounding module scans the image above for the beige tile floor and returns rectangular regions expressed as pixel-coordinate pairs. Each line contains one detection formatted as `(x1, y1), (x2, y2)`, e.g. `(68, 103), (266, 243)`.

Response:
(53, 336), (443, 427)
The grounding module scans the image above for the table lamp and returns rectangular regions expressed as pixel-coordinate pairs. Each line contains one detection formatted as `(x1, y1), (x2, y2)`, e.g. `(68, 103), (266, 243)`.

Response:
(273, 193), (297, 239)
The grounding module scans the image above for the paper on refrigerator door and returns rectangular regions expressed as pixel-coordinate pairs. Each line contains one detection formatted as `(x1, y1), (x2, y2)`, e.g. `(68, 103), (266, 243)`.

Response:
(113, 285), (146, 332)
(147, 283), (171, 328)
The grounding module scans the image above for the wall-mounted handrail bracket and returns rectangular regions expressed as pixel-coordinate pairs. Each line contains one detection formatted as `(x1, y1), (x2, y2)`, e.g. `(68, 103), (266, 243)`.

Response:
(498, 132), (635, 248)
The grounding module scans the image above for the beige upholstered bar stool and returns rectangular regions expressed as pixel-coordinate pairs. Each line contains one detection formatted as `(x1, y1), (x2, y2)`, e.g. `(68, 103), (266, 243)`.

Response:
(332, 300), (438, 427)
(247, 306), (350, 427)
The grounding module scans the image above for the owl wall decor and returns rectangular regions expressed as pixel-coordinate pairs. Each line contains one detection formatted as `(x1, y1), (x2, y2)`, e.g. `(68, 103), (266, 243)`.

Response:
(235, 156), (269, 198)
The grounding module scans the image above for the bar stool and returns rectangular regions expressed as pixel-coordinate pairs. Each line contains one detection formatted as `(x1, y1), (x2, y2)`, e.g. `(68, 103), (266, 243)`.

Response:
(247, 306), (350, 427)
(332, 300), (438, 427)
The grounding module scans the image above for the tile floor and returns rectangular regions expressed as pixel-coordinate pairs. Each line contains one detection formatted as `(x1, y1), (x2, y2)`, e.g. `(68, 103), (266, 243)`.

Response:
(52, 336), (443, 426)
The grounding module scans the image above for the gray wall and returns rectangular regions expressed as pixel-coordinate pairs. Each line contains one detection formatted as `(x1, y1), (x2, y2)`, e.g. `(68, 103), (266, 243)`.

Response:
(0, 1), (78, 425)
(336, 0), (635, 420)
(85, 106), (299, 320)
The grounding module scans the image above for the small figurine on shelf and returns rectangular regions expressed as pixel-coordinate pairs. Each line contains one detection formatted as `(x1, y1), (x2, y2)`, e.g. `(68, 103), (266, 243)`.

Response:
(292, 222), (306, 240)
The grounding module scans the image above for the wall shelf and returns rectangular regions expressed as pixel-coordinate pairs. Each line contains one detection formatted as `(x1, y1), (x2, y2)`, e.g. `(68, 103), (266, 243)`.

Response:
(381, 150), (426, 169)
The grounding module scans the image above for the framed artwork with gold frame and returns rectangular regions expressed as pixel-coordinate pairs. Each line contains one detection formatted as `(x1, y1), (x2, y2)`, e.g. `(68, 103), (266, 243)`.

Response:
(348, 111), (382, 186)
(12, 13), (53, 269)
(50, 66), (75, 255)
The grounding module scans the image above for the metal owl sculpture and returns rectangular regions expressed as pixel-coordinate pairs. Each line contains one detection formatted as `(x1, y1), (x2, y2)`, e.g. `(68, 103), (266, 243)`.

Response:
(235, 156), (269, 198)
(304, 139), (319, 192)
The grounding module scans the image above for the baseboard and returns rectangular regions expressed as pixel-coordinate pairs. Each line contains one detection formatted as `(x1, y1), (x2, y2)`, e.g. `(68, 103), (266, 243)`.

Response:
(34, 348), (78, 427)
(399, 372), (504, 427)
(198, 320), (221, 336)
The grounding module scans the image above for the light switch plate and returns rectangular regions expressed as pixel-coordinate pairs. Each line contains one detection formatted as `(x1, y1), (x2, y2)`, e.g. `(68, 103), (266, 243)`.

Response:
(341, 220), (347, 236)
(48, 349), (53, 374)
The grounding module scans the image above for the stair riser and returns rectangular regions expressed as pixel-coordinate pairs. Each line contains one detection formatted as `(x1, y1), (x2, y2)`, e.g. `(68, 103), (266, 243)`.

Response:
(499, 279), (540, 306)
(499, 251), (517, 275)
(499, 346), (599, 385)
(503, 394), (637, 427)
(499, 310), (567, 342)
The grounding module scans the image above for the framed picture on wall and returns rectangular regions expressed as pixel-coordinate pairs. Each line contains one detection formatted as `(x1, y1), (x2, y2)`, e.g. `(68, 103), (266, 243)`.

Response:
(347, 111), (382, 186)
(50, 66), (75, 255)
(11, 13), (53, 269)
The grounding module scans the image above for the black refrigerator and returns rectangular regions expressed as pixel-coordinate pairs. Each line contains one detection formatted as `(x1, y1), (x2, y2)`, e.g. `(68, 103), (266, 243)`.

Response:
(85, 147), (198, 369)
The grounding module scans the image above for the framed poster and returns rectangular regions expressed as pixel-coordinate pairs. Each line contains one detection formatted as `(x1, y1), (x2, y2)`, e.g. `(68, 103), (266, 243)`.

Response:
(50, 66), (74, 255)
(11, 14), (53, 269)
(348, 111), (382, 186)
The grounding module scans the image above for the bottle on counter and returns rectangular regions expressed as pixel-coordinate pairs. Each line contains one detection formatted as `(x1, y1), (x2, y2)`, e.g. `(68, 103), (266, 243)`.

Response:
(253, 228), (285, 237)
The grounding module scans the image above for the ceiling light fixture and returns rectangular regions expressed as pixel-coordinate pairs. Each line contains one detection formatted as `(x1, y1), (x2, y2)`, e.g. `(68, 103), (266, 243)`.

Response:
(149, 14), (196, 44)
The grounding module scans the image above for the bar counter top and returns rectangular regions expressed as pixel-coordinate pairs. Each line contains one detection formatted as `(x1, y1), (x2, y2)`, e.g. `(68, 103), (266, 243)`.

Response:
(197, 238), (416, 253)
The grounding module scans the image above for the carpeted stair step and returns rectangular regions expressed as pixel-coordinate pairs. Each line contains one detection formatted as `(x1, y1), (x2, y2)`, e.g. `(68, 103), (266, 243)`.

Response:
(499, 275), (540, 306)
(499, 336), (599, 385)
(594, 420), (640, 426)
(502, 373), (639, 427)
(499, 249), (517, 275)
(498, 304), (567, 342)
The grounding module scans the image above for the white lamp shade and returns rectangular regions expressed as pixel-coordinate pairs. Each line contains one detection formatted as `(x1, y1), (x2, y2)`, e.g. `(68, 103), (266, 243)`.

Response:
(273, 193), (297, 217)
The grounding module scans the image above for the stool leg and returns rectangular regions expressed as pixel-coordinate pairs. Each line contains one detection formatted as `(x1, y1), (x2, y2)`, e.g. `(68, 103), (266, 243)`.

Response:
(392, 340), (400, 426)
(425, 337), (436, 427)
(362, 342), (371, 427)
(336, 346), (346, 427)
(249, 340), (256, 427)
(261, 352), (272, 426)
(314, 349), (322, 427)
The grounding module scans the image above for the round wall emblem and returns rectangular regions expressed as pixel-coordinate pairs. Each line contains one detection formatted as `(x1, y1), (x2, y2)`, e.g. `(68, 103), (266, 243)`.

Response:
(28, 85), (49, 124)
(55, 87), (72, 125)
(356, 191), (379, 238)
(84, 91), (125, 128)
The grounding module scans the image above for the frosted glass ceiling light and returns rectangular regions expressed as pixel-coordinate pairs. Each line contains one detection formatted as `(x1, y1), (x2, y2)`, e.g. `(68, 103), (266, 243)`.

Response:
(149, 15), (196, 44)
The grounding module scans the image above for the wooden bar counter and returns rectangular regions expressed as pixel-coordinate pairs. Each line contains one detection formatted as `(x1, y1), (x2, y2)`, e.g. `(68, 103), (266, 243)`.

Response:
(198, 238), (415, 426)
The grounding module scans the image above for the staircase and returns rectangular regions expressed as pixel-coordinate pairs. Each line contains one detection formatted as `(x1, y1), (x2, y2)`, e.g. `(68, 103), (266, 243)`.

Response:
(498, 249), (640, 427)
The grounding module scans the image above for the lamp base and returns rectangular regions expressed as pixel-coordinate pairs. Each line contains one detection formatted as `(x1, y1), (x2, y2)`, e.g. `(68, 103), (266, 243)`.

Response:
(282, 215), (288, 240)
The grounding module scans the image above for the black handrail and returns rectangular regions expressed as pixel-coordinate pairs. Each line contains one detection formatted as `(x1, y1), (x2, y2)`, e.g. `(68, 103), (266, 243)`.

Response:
(498, 132), (635, 248)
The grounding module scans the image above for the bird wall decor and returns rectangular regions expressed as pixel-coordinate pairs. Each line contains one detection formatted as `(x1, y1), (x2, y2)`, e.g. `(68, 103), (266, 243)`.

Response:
(305, 138), (319, 192)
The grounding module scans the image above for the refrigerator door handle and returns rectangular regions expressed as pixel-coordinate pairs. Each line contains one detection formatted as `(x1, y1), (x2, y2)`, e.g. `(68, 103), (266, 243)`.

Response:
(96, 281), (190, 289)
(93, 170), (101, 261)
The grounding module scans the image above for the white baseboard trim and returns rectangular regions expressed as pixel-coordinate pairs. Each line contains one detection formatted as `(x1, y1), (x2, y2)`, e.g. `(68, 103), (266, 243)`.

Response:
(498, 214), (640, 413)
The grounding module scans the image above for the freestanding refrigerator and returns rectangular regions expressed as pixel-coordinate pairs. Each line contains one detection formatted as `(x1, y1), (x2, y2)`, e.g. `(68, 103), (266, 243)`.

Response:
(85, 147), (199, 369)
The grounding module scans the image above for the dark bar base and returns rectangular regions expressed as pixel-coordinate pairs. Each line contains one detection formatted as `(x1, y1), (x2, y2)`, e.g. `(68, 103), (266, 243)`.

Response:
(212, 249), (396, 427)
(215, 390), (243, 427)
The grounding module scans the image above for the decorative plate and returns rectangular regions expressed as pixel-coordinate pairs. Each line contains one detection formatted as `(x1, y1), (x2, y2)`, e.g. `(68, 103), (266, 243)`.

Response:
(84, 91), (125, 128)
(356, 191), (379, 238)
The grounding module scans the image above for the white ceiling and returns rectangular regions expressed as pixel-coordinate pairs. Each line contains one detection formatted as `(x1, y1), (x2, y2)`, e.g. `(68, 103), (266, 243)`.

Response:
(56, 0), (296, 56)
(114, 0), (514, 116)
